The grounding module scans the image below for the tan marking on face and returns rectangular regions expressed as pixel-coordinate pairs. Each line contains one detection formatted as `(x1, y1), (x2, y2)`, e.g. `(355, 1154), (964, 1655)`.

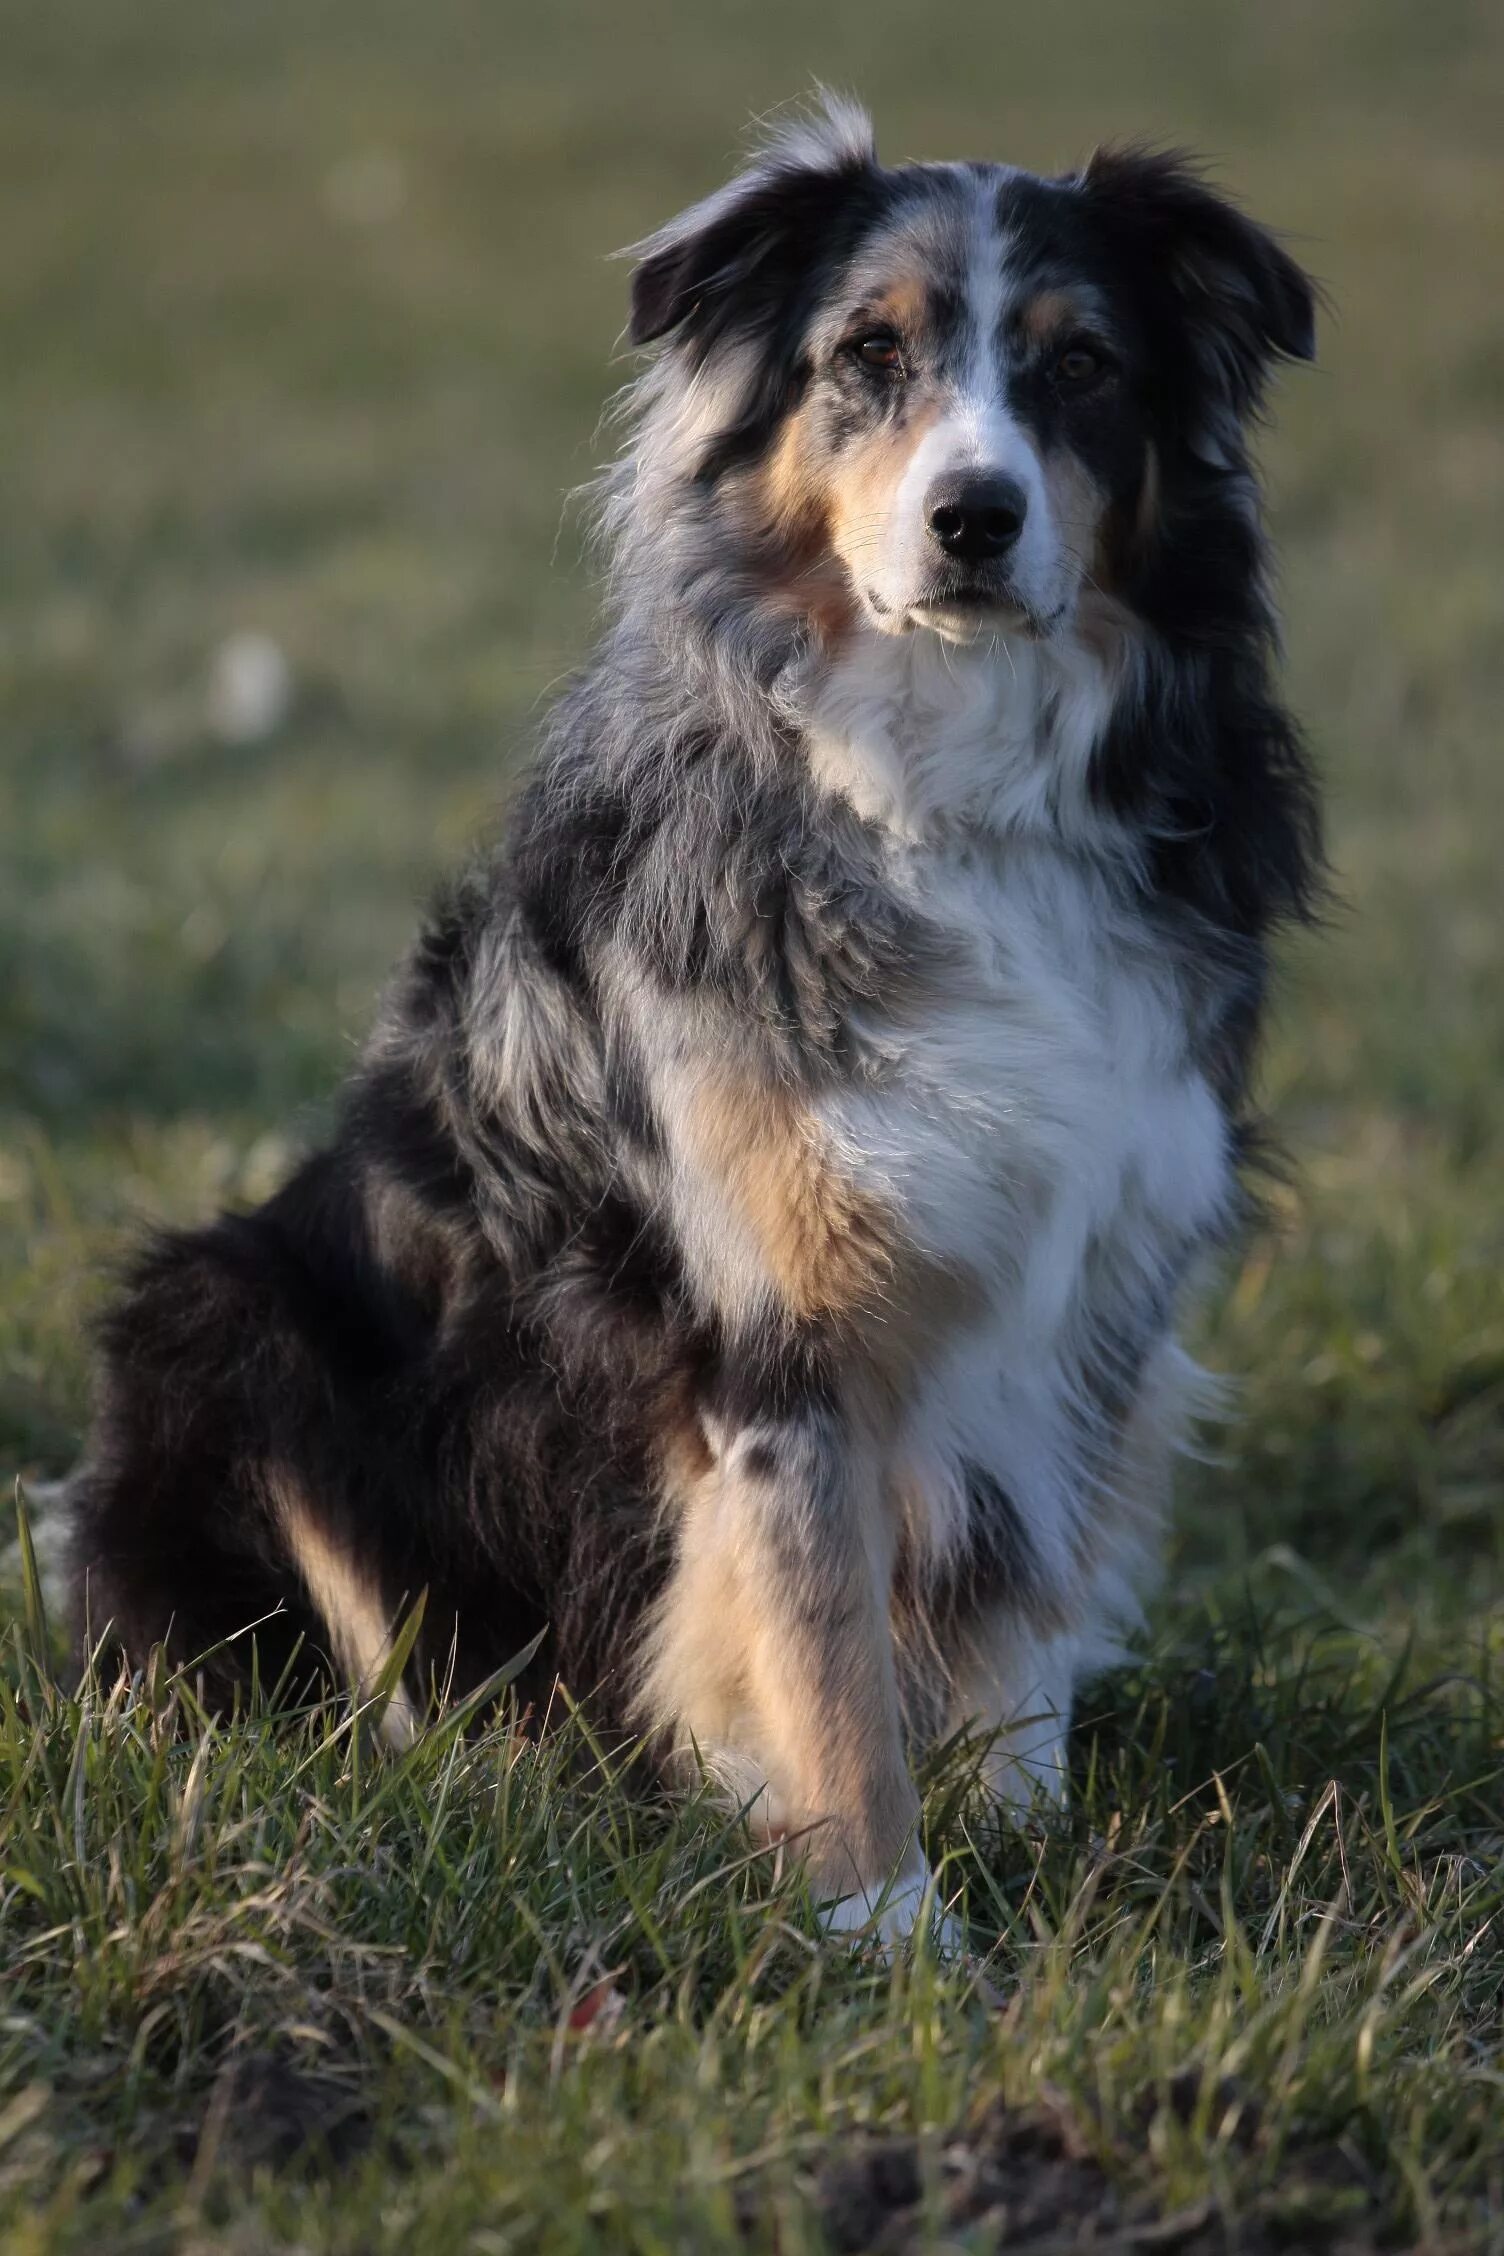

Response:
(865, 270), (931, 341)
(754, 406), (831, 548)
(1040, 443), (1109, 590)
(748, 391), (946, 555)
(733, 252), (948, 636)
(732, 406), (857, 644)
(684, 1076), (894, 1322)
(1019, 288), (1084, 346)
(821, 396), (945, 595)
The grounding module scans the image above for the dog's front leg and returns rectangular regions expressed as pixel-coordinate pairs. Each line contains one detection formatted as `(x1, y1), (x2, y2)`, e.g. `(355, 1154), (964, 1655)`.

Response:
(642, 1379), (941, 1945)
(946, 1609), (1078, 1816)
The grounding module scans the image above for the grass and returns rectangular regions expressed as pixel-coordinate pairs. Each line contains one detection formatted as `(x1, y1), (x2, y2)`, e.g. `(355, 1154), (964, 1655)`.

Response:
(2, 1), (1502, 2247)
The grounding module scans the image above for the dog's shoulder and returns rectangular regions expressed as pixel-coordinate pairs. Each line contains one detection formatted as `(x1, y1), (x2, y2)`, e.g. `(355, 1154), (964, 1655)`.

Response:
(504, 683), (947, 1071)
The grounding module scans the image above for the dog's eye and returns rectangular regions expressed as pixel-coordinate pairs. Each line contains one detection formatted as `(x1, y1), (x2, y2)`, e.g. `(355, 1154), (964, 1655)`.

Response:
(850, 331), (905, 376)
(1053, 340), (1109, 390)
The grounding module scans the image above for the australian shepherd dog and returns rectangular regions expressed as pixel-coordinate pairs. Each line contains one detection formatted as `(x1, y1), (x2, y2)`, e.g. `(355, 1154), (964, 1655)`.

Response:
(68, 99), (1321, 1944)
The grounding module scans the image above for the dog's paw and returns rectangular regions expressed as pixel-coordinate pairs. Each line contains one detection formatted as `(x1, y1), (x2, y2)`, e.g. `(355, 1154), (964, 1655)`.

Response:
(818, 1858), (965, 1957)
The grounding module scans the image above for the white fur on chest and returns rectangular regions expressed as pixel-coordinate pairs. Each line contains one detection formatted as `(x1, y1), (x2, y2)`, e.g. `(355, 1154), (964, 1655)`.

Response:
(827, 834), (1229, 1288)
(803, 626), (1234, 1592)
(803, 625), (1231, 1283)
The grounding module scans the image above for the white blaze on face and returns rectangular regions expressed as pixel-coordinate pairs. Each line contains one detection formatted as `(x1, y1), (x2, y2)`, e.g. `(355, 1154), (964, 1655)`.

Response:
(864, 177), (1076, 640)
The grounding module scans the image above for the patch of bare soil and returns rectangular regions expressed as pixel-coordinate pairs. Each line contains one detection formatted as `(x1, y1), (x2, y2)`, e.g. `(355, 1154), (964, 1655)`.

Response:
(189, 2048), (373, 2176)
(765, 2091), (1393, 2254)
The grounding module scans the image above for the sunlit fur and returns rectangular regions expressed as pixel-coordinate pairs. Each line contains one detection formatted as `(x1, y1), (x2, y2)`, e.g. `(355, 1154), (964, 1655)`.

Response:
(68, 99), (1321, 1945)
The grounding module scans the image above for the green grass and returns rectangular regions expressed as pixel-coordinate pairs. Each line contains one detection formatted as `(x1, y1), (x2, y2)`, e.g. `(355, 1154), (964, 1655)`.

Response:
(2, 1), (1502, 2247)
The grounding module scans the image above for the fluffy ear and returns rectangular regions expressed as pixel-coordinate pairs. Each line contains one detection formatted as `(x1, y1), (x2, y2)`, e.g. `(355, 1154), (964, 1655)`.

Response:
(626, 94), (877, 349)
(1080, 147), (1317, 415)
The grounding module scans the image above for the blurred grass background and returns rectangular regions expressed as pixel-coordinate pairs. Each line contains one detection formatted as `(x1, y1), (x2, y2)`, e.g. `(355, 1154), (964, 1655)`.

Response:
(3, 0), (1500, 1618)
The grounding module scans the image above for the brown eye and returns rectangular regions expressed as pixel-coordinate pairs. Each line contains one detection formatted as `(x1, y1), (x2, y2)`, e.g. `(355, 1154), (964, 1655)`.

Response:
(1054, 341), (1107, 389)
(853, 331), (905, 375)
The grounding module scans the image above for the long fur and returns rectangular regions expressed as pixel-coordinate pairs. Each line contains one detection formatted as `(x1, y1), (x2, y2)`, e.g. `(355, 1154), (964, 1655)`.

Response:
(68, 99), (1321, 1939)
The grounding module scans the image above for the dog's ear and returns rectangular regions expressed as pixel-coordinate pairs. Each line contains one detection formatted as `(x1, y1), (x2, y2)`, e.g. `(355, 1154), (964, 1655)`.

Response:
(1079, 147), (1317, 417)
(627, 94), (877, 349)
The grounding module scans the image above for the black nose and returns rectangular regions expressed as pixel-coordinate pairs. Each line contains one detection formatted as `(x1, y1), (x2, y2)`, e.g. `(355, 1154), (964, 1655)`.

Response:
(926, 473), (1028, 563)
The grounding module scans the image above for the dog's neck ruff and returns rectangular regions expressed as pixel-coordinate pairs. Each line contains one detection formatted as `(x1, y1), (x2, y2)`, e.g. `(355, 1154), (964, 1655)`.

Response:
(788, 617), (1140, 854)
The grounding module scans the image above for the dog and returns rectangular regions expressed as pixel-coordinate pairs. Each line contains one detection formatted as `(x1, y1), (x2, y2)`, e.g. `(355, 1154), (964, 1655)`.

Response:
(67, 97), (1321, 1945)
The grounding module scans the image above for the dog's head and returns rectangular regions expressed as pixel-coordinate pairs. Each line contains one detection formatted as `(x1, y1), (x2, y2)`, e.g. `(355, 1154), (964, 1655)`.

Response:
(625, 98), (1315, 646)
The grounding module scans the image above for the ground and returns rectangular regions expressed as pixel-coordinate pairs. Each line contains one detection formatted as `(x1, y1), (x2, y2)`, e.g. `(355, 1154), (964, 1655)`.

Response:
(2, 2), (1502, 2249)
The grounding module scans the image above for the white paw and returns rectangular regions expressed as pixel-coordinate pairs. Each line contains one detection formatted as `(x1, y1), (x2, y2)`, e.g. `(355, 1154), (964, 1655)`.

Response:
(818, 1859), (964, 1956)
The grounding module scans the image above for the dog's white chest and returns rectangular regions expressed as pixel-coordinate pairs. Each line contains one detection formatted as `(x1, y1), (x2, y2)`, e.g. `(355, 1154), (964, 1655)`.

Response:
(799, 630), (1239, 1582)
(822, 832), (1232, 1343)
(819, 828), (1233, 1585)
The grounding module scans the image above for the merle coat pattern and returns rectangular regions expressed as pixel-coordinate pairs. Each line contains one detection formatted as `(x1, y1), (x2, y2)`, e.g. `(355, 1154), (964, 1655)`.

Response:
(69, 100), (1321, 1943)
